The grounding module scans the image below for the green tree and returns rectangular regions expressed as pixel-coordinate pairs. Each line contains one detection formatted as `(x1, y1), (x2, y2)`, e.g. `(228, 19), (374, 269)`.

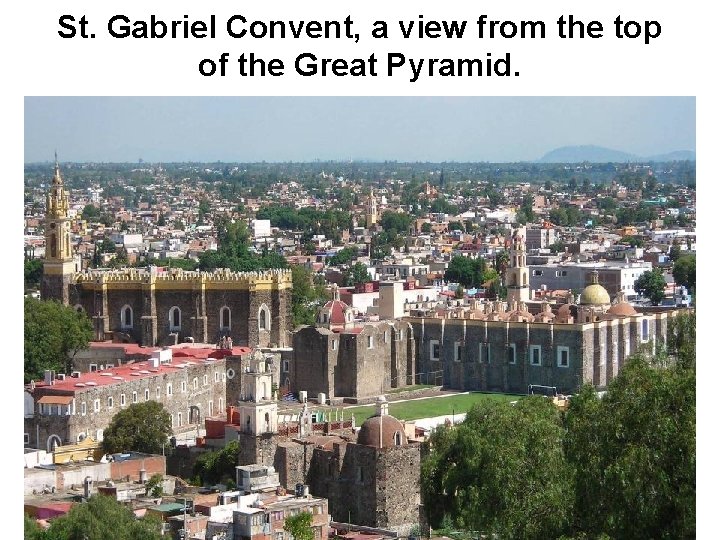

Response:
(145, 473), (165, 497)
(620, 235), (644, 248)
(565, 355), (695, 539)
(342, 262), (371, 287)
(454, 285), (464, 299)
(24, 258), (43, 290)
(290, 265), (328, 327)
(192, 440), (240, 486)
(284, 512), (314, 540)
(24, 298), (93, 383)
(666, 311), (696, 370)
(380, 211), (412, 233)
(328, 247), (358, 266)
(24, 514), (48, 540)
(98, 238), (117, 253)
(421, 397), (572, 539)
(421, 222), (433, 234)
(44, 494), (163, 540)
(672, 255), (695, 292)
(635, 268), (667, 305)
(445, 256), (492, 289)
(102, 401), (173, 455)
(81, 204), (101, 221)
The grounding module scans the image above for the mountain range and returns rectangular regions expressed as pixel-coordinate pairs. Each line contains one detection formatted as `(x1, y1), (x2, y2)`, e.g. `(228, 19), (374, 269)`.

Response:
(538, 145), (695, 163)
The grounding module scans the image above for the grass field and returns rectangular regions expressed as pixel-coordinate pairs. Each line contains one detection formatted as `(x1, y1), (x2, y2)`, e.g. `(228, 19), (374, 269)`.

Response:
(344, 392), (519, 425)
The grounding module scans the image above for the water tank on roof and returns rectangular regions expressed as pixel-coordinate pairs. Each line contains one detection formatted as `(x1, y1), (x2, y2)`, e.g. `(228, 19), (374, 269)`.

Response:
(317, 393), (326, 405)
(298, 391), (307, 403)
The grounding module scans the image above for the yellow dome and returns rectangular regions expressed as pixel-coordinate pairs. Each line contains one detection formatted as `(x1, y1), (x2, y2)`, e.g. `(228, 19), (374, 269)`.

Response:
(579, 284), (611, 305)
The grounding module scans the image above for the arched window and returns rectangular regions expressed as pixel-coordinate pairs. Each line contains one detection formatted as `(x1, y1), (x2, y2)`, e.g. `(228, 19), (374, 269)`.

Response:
(169, 307), (181, 331)
(220, 306), (231, 330)
(121, 305), (133, 329)
(394, 431), (402, 446)
(258, 304), (270, 331)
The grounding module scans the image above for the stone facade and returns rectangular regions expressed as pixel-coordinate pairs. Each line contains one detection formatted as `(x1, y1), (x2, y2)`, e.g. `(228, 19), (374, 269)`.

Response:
(291, 321), (416, 400)
(59, 268), (293, 349)
(409, 311), (670, 394)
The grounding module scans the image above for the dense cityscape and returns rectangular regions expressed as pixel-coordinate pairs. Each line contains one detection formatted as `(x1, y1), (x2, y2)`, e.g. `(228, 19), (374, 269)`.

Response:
(23, 149), (695, 539)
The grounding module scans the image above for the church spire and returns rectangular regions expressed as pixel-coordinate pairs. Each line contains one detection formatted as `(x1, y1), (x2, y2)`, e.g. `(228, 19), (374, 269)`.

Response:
(42, 154), (75, 303)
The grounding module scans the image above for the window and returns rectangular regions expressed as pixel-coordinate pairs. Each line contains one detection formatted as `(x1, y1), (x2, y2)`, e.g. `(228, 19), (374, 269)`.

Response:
(132, 391), (137, 403)
(181, 381), (187, 393)
(208, 400), (213, 416)
(259, 305), (270, 331)
(557, 346), (570, 368)
(220, 306), (231, 330)
(641, 319), (649, 342)
(430, 340), (440, 361)
(107, 396), (114, 408)
(96, 429), (104, 442)
(193, 377), (198, 390)
(215, 371), (220, 383)
(282, 359), (290, 372)
(120, 305), (133, 329)
(169, 306), (181, 331)
(533, 269), (543, 276)
(89, 364), (97, 372)
(454, 342), (462, 362)
(399, 330), (404, 340)
(81, 402), (87, 415)
(156, 386), (161, 398)
(367, 335), (374, 349)
(508, 343), (517, 365)
(530, 345), (542, 366)
(144, 389), (150, 401)
(394, 431), (402, 445)
(24, 433), (30, 445)
(203, 375), (208, 386)
(167, 383), (173, 396)
(120, 393), (126, 406)
(384, 330), (389, 343)
(479, 343), (490, 363)
(177, 412), (183, 427)
(93, 399), (100, 413)
(331, 340), (337, 351)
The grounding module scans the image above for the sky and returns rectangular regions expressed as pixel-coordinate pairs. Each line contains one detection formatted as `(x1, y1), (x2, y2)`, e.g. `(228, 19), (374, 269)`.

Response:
(24, 97), (695, 163)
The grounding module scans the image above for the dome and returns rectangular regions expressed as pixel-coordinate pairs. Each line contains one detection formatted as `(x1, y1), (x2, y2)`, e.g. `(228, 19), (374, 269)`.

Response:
(579, 271), (611, 305)
(606, 302), (637, 317)
(319, 299), (351, 325)
(357, 414), (407, 448)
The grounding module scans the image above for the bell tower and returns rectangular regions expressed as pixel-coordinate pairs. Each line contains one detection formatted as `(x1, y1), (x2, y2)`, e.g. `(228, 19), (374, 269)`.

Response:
(366, 187), (378, 228)
(41, 154), (76, 304)
(505, 230), (530, 304)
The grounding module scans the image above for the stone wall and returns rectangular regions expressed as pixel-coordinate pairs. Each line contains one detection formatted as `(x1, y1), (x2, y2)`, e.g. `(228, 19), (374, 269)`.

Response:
(410, 314), (669, 394)
(292, 322), (416, 400)
(375, 444), (422, 534)
(237, 432), (278, 467)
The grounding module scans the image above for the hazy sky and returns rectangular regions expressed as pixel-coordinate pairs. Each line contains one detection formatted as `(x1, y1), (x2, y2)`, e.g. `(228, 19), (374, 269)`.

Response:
(24, 97), (695, 163)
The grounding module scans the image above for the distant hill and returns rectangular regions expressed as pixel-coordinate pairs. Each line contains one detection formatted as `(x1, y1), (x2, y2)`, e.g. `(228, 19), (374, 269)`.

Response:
(645, 150), (696, 162)
(538, 145), (695, 163)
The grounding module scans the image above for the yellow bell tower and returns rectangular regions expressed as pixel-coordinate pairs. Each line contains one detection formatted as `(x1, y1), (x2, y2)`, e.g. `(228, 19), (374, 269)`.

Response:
(41, 154), (76, 303)
(366, 187), (378, 228)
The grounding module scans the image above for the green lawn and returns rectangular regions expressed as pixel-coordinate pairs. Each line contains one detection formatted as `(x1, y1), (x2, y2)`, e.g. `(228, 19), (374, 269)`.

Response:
(344, 392), (519, 425)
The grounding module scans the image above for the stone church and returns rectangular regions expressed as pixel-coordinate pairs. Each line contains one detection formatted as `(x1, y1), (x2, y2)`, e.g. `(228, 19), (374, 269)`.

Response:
(410, 231), (679, 394)
(40, 160), (292, 349)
